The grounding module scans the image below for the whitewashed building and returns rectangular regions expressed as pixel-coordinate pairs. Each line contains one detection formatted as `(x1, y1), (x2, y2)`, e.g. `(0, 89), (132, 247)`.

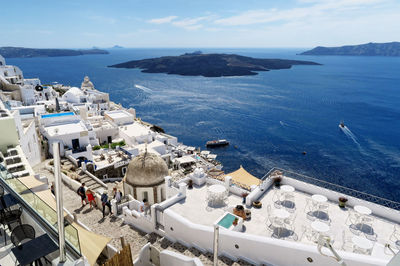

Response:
(39, 112), (98, 160)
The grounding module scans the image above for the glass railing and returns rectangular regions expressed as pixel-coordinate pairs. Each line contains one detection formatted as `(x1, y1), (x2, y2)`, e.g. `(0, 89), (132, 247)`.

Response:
(0, 166), (81, 254)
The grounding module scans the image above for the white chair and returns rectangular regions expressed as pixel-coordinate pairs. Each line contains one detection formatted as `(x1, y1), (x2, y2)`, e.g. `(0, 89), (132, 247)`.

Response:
(353, 241), (374, 255)
(341, 230), (354, 252)
(284, 213), (297, 231)
(305, 198), (317, 213)
(300, 225), (313, 241)
(390, 225), (400, 247)
(345, 209), (361, 225)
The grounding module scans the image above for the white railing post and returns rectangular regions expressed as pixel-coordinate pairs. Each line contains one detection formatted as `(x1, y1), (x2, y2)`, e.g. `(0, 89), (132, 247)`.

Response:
(53, 142), (66, 263)
(213, 224), (219, 266)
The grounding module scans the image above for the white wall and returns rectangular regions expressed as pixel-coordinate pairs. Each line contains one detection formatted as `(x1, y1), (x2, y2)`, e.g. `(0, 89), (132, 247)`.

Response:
(12, 110), (41, 166)
(160, 250), (203, 266)
(162, 209), (388, 266)
(123, 206), (154, 234)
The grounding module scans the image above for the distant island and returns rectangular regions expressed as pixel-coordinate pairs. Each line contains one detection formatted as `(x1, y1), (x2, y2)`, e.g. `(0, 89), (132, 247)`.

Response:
(111, 45), (124, 49)
(108, 53), (320, 77)
(0, 47), (109, 58)
(301, 42), (400, 56)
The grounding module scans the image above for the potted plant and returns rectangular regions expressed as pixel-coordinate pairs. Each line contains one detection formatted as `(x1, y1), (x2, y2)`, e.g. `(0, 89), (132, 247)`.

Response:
(273, 176), (282, 188)
(241, 192), (249, 204)
(252, 201), (262, 209)
(187, 179), (193, 189)
(232, 217), (238, 226)
(338, 197), (348, 208)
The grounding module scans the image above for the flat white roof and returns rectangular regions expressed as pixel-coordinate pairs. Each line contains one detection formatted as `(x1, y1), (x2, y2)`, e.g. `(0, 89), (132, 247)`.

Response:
(175, 155), (196, 164)
(120, 122), (151, 137)
(105, 110), (133, 119)
(45, 121), (87, 136)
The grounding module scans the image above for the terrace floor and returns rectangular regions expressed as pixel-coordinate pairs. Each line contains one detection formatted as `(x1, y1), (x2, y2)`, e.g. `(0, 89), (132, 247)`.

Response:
(169, 183), (399, 261)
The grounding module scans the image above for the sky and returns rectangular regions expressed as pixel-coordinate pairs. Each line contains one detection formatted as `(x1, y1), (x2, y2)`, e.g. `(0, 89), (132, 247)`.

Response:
(2, 0), (399, 48)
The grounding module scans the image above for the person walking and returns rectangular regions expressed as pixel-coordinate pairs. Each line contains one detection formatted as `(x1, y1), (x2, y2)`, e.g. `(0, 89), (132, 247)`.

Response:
(86, 189), (97, 208)
(143, 198), (150, 215)
(114, 189), (123, 203)
(101, 191), (113, 218)
(77, 183), (87, 207)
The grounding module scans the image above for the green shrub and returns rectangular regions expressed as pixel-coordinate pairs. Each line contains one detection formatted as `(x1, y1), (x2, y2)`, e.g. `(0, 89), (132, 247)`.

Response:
(93, 145), (101, 150)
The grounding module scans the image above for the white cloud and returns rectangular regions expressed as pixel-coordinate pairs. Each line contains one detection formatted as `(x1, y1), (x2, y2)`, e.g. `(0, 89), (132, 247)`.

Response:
(147, 16), (177, 24)
(172, 17), (209, 30)
(214, 0), (388, 26)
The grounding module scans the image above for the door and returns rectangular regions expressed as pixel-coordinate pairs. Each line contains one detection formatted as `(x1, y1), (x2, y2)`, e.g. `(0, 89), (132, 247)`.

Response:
(107, 136), (112, 144)
(72, 139), (80, 150)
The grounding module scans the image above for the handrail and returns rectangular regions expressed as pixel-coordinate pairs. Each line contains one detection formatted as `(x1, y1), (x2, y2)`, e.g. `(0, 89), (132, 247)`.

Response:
(264, 167), (400, 211)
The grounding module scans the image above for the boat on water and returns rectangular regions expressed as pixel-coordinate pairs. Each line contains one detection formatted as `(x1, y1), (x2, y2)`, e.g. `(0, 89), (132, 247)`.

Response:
(339, 121), (345, 128)
(206, 139), (229, 147)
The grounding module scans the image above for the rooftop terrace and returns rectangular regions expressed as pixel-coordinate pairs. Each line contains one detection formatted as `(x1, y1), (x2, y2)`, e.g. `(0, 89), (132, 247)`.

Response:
(169, 175), (400, 263)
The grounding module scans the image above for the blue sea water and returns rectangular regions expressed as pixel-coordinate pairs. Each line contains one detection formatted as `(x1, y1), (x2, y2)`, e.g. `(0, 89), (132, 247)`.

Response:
(7, 48), (400, 201)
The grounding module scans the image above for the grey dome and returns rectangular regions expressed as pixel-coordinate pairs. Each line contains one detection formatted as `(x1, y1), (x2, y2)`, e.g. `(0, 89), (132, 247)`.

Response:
(125, 152), (168, 187)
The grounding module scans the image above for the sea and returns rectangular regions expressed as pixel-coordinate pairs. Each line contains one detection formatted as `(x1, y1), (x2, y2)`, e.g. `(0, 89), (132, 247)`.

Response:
(7, 48), (400, 202)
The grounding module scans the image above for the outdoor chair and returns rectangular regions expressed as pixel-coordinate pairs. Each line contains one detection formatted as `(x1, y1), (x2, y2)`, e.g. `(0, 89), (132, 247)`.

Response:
(390, 225), (400, 245)
(304, 198), (317, 213)
(11, 224), (35, 247)
(300, 225), (313, 241)
(284, 213), (297, 231)
(341, 230), (354, 252)
(345, 209), (361, 225)
(1, 206), (23, 244)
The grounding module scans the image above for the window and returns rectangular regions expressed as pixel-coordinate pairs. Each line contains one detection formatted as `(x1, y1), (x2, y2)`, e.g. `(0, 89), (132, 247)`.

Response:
(122, 167), (127, 175)
(103, 174), (108, 179)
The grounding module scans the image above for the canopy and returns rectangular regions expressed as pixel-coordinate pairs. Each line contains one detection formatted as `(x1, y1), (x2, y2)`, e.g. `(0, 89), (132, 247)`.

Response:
(18, 175), (46, 189)
(225, 166), (260, 189)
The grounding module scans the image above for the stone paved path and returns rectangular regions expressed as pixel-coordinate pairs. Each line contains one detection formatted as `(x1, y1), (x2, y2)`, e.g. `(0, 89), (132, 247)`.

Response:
(38, 161), (252, 265)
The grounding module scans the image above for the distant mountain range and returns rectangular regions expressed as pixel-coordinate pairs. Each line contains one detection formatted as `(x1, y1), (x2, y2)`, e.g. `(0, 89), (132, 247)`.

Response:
(109, 53), (320, 77)
(0, 47), (109, 58)
(301, 42), (400, 56)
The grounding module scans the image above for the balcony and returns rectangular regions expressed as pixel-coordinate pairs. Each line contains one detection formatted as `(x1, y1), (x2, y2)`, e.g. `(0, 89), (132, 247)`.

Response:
(0, 165), (82, 264)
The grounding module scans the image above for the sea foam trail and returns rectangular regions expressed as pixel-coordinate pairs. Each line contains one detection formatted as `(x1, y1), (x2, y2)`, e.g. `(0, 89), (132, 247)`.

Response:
(339, 125), (368, 155)
(134, 84), (153, 94)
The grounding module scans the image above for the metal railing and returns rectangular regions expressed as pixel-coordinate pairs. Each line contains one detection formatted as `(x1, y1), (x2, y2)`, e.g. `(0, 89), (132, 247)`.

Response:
(264, 167), (400, 211)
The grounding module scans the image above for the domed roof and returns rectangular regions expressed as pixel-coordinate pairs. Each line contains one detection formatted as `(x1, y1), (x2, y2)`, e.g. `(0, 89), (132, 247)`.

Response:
(125, 152), (168, 187)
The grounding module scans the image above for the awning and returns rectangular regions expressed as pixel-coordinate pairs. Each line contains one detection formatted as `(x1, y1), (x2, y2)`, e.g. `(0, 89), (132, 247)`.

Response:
(225, 166), (261, 189)
(18, 175), (46, 189)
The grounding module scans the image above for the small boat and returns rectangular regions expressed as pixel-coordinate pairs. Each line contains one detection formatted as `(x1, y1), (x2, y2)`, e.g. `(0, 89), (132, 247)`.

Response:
(206, 139), (229, 147)
(339, 121), (345, 128)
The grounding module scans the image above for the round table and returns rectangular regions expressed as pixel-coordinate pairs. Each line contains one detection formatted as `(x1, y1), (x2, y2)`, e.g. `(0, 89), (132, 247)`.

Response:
(273, 209), (290, 219)
(280, 185), (295, 193)
(207, 184), (227, 206)
(354, 205), (372, 215)
(352, 236), (373, 250)
(311, 221), (330, 233)
(312, 194), (328, 203)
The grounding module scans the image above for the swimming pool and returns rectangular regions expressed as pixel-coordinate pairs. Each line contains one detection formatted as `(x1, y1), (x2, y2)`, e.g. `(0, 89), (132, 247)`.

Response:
(217, 213), (236, 229)
(41, 112), (74, 118)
